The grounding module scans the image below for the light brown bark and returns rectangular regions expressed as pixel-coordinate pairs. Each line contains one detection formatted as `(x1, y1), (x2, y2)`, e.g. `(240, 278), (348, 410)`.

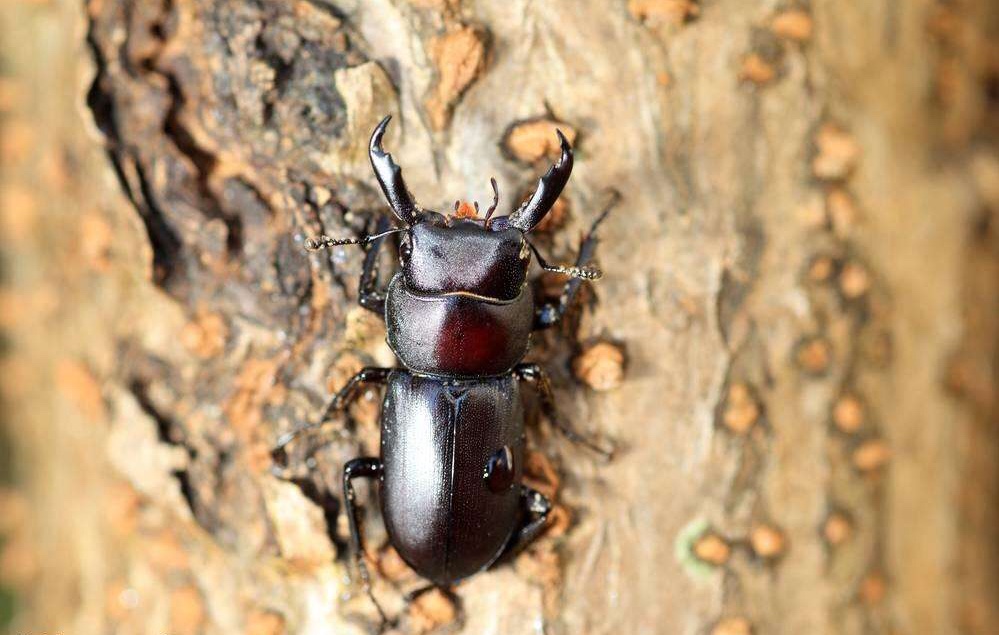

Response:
(0, 1), (996, 634)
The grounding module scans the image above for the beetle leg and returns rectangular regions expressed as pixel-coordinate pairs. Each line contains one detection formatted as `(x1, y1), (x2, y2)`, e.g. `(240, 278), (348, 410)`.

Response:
(271, 367), (391, 463)
(343, 457), (389, 626)
(514, 363), (614, 459)
(358, 217), (392, 315)
(534, 191), (619, 330)
(497, 486), (552, 560)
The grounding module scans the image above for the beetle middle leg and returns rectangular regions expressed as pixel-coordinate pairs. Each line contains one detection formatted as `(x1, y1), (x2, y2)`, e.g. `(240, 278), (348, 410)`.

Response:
(514, 363), (614, 459)
(343, 457), (389, 626)
(271, 367), (392, 462)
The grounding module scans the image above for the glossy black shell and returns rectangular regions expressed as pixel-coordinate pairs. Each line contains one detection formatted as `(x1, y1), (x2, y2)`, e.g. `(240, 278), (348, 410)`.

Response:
(379, 371), (524, 585)
(385, 273), (534, 377)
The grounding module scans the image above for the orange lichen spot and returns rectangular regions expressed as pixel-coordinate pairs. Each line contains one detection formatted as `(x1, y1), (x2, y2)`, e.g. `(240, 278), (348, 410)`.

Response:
(853, 439), (891, 472)
(807, 255), (836, 283)
(1, 119), (35, 165)
(504, 118), (578, 164)
(628, 0), (700, 26)
(245, 610), (286, 635)
(822, 512), (853, 546)
(750, 523), (787, 559)
(839, 261), (871, 299)
(711, 617), (753, 635)
(722, 382), (761, 435)
(169, 585), (206, 635)
(0, 184), (39, 241)
(740, 53), (776, 84)
(80, 211), (115, 271)
(572, 341), (626, 391)
(657, 71), (673, 87)
(693, 531), (731, 566)
(224, 357), (282, 443)
(180, 310), (228, 359)
(795, 336), (832, 375)
(832, 394), (865, 434)
(859, 571), (887, 605)
(408, 588), (458, 634)
(771, 9), (813, 42)
(55, 359), (106, 423)
(813, 123), (861, 181)
(826, 187), (859, 237)
(425, 25), (488, 130)
(105, 482), (142, 537)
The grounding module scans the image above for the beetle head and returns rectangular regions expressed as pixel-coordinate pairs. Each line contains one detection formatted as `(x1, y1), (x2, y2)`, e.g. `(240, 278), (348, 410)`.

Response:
(400, 215), (531, 301)
(297, 116), (596, 298)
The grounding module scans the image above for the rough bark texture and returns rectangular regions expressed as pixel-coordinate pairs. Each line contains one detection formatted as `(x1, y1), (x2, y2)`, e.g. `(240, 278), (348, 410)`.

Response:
(0, 1), (996, 634)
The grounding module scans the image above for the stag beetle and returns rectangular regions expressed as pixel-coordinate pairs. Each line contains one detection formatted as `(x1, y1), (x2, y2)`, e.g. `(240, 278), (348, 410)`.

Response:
(274, 115), (615, 618)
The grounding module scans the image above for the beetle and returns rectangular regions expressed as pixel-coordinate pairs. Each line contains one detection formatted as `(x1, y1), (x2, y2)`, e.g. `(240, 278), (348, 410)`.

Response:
(273, 115), (614, 619)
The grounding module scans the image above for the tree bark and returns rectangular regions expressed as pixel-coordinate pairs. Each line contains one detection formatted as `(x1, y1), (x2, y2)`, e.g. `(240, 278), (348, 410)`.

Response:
(0, 1), (996, 634)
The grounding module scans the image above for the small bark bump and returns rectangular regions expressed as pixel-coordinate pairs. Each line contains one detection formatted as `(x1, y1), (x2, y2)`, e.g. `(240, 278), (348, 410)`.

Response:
(813, 123), (861, 181)
(771, 9), (813, 42)
(572, 340), (626, 391)
(721, 382), (761, 435)
(749, 523), (787, 560)
(693, 531), (732, 566)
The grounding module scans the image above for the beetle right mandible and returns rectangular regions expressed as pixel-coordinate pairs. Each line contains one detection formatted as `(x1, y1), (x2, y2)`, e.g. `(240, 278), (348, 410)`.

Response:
(274, 115), (617, 620)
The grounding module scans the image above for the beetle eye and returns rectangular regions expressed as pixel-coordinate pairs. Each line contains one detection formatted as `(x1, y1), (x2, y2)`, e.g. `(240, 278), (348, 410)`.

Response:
(483, 445), (515, 493)
(399, 233), (413, 265)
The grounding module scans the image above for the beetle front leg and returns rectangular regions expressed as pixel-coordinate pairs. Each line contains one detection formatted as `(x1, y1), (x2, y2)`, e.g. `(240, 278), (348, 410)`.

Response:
(513, 363), (614, 459)
(534, 191), (619, 330)
(358, 217), (391, 315)
(343, 457), (389, 625)
(271, 367), (392, 463)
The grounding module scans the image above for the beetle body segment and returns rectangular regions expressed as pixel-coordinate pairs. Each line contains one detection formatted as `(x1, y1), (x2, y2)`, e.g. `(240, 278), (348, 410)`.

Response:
(385, 273), (534, 377)
(380, 370), (525, 585)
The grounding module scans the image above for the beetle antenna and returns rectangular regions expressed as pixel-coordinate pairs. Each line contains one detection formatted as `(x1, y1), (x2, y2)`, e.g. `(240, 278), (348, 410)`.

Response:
(304, 226), (407, 250)
(525, 239), (602, 280)
(484, 177), (499, 226)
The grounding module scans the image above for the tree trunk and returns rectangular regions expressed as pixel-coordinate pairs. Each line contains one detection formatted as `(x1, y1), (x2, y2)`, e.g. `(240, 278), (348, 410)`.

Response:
(1, 1), (996, 634)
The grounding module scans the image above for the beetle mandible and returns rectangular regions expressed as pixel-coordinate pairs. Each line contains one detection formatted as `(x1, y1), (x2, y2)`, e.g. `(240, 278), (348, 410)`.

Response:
(274, 115), (615, 618)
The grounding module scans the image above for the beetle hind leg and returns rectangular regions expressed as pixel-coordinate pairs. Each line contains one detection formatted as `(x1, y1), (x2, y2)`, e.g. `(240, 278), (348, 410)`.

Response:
(343, 457), (389, 626)
(496, 486), (552, 562)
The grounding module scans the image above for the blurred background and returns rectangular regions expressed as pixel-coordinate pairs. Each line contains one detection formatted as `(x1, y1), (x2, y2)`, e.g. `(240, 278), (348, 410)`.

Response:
(1, 1), (997, 634)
